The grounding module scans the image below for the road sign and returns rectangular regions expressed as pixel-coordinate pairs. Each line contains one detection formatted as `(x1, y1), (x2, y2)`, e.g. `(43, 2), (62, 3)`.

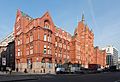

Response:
(2, 58), (6, 66)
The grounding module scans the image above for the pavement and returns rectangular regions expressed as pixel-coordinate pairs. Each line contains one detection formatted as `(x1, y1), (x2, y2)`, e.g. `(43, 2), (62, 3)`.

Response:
(0, 71), (25, 75)
(0, 71), (48, 75)
(0, 72), (120, 82)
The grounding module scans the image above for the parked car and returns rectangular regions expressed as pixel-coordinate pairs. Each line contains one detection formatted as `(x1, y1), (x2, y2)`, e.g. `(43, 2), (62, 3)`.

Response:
(56, 67), (65, 74)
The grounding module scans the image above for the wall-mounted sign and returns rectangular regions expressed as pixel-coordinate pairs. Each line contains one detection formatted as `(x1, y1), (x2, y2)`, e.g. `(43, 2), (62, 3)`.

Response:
(2, 58), (6, 66)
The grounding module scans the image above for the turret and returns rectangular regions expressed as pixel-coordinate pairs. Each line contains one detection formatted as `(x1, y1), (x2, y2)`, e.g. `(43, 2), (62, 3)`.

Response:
(81, 13), (85, 22)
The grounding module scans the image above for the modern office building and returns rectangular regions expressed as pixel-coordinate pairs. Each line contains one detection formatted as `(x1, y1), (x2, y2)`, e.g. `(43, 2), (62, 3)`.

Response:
(102, 45), (118, 66)
(0, 32), (14, 46)
(14, 10), (106, 73)
(118, 57), (120, 69)
(0, 32), (15, 71)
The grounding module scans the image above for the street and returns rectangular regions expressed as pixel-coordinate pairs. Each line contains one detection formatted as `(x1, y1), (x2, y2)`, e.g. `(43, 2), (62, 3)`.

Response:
(0, 72), (120, 82)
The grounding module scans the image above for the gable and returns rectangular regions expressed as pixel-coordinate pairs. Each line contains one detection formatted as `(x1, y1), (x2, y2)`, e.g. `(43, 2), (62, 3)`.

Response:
(40, 12), (55, 32)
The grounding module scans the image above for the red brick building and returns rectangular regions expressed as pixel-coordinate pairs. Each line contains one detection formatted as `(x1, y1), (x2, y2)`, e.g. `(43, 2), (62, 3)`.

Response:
(94, 46), (106, 68)
(14, 10), (106, 73)
(70, 15), (106, 68)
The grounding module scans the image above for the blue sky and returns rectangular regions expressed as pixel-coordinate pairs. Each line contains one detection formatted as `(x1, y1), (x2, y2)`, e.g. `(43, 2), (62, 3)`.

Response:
(0, 0), (120, 55)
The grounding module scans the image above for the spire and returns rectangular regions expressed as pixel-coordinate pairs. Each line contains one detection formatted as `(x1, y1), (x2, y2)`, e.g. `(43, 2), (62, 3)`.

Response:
(17, 9), (22, 16)
(91, 29), (93, 32)
(82, 13), (85, 22)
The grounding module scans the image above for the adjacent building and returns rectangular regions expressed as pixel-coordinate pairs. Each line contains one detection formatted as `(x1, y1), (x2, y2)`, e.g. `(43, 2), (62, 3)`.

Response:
(0, 32), (14, 46)
(0, 45), (6, 70)
(14, 10), (106, 73)
(118, 57), (120, 69)
(94, 46), (106, 68)
(102, 45), (118, 66)
(0, 32), (15, 71)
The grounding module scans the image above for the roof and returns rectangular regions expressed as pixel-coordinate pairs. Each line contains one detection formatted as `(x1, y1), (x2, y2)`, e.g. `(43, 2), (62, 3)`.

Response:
(20, 11), (33, 20)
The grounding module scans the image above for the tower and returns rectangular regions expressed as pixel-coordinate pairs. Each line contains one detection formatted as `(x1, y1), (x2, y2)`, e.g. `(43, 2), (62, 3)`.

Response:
(82, 13), (85, 22)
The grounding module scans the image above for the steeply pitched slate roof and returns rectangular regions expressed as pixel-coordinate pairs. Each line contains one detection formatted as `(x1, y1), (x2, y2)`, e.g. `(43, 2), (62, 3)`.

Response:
(20, 11), (33, 20)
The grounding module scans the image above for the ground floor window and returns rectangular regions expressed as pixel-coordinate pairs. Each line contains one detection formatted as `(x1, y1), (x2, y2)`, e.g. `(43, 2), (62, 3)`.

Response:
(27, 59), (32, 69)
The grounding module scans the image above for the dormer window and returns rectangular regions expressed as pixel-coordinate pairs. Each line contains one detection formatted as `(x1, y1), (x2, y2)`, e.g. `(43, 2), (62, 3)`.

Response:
(44, 25), (49, 29)
(44, 20), (50, 29)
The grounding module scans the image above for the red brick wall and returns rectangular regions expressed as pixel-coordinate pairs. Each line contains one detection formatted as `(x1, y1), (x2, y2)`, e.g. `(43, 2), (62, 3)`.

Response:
(14, 10), (106, 69)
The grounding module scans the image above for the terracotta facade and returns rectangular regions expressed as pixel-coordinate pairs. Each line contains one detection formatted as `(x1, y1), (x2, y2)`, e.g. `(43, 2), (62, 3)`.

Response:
(14, 10), (106, 73)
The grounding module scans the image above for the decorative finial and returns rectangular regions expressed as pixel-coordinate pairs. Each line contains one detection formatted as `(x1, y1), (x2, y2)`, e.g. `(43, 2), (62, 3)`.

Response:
(82, 13), (85, 22)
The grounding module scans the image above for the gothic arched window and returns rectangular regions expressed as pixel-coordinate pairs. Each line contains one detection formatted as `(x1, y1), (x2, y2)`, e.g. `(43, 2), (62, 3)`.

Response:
(44, 20), (50, 29)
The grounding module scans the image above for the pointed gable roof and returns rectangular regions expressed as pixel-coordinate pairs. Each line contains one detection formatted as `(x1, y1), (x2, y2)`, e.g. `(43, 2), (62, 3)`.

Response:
(15, 9), (22, 23)
(40, 11), (55, 27)
(16, 9), (33, 22)
(16, 9), (22, 17)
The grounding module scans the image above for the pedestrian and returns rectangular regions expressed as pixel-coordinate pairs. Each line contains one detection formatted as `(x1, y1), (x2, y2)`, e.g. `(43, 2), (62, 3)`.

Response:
(16, 68), (18, 72)
(9, 68), (12, 75)
(43, 69), (45, 73)
(24, 68), (27, 73)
